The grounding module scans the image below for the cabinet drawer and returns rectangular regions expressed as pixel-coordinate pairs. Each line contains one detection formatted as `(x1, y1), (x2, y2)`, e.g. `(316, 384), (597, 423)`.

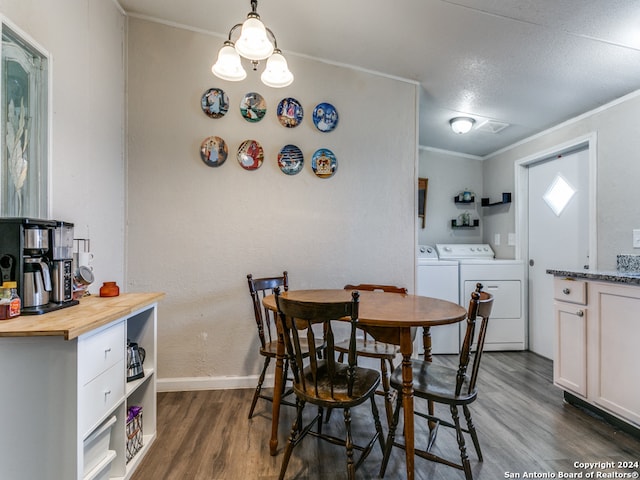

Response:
(78, 320), (125, 385)
(554, 278), (587, 305)
(79, 360), (125, 437)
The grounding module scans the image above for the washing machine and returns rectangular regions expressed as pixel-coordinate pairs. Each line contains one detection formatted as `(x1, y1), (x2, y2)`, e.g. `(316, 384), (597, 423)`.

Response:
(416, 245), (460, 354)
(436, 243), (526, 351)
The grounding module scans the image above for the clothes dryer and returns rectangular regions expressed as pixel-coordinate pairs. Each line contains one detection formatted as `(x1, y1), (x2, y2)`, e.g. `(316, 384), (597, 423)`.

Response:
(416, 245), (459, 354)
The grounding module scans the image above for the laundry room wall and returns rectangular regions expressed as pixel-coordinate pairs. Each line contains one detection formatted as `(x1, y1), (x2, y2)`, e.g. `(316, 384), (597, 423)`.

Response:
(418, 147), (483, 247)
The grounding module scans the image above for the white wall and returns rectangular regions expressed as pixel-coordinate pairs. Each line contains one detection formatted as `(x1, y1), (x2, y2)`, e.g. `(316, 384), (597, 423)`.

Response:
(0, 0), (126, 288)
(418, 147), (483, 247)
(125, 18), (419, 385)
(483, 91), (640, 270)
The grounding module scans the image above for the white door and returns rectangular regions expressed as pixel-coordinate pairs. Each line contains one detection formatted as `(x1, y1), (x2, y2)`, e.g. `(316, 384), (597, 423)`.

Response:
(528, 149), (589, 359)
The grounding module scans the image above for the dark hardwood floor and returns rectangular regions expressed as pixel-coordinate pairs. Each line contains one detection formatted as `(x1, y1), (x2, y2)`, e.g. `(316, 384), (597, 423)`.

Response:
(131, 352), (640, 479)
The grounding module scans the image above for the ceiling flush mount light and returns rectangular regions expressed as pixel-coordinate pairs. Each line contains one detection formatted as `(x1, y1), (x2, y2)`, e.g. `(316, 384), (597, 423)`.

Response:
(212, 0), (293, 88)
(449, 117), (476, 134)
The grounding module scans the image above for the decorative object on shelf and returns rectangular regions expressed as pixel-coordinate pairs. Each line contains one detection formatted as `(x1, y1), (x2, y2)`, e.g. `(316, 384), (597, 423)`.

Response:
(312, 102), (338, 132)
(451, 211), (480, 228)
(277, 97), (303, 127)
(237, 139), (264, 170)
(311, 148), (337, 178)
(211, 0), (293, 88)
(200, 88), (229, 118)
(126, 406), (143, 464)
(418, 177), (428, 229)
(240, 91), (267, 122)
(451, 218), (479, 228)
(200, 136), (228, 167)
(277, 144), (304, 175)
(481, 192), (512, 206)
(455, 189), (475, 203)
(99, 281), (120, 297)
(449, 116), (475, 134)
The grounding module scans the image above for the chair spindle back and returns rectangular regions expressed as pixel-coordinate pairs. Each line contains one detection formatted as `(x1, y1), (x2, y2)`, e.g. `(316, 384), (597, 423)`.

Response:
(457, 283), (494, 396)
(275, 288), (360, 400)
(247, 272), (289, 349)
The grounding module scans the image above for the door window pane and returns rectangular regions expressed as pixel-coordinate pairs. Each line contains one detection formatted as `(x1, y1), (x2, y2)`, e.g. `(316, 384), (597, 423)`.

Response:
(1, 24), (48, 217)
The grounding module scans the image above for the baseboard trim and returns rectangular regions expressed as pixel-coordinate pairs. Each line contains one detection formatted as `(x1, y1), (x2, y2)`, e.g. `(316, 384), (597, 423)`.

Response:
(157, 374), (274, 392)
(564, 391), (640, 439)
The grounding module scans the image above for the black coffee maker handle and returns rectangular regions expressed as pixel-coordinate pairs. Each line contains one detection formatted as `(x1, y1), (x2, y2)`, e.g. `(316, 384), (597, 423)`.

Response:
(139, 346), (146, 364)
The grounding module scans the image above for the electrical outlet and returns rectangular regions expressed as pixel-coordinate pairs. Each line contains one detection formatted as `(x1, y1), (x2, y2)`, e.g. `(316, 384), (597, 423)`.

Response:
(508, 233), (516, 246)
(494, 233), (501, 246)
(633, 229), (640, 248)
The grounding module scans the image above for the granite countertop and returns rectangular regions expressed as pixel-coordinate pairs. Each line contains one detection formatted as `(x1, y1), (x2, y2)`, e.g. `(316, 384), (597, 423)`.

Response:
(547, 254), (640, 285)
(546, 268), (640, 285)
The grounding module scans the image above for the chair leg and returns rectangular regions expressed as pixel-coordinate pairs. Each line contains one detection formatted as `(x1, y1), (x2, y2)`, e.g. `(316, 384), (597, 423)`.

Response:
(279, 398), (305, 480)
(370, 395), (386, 454)
(379, 391), (402, 477)
(343, 408), (355, 480)
(248, 356), (270, 419)
(380, 359), (394, 426)
(463, 405), (483, 461)
(451, 404), (473, 480)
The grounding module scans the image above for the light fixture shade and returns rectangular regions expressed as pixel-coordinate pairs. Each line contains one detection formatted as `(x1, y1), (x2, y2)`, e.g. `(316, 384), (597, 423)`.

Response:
(235, 16), (274, 61)
(212, 44), (247, 81)
(260, 52), (293, 88)
(450, 117), (475, 134)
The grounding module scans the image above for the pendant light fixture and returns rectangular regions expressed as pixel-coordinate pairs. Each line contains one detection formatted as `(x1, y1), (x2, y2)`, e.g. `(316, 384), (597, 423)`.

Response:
(212, 0), (293, 88)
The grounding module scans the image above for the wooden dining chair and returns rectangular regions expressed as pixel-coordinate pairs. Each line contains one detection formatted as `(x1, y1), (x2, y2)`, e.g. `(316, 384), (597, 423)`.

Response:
(274, 287), (385, 480)
(333, 283), (408, 425)
(246, 272), (292, 419)
(380, 283), (494, 480)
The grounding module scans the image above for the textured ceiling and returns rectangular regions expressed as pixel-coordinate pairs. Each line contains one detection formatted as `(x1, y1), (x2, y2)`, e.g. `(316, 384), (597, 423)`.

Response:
(118, 0), (640, 157)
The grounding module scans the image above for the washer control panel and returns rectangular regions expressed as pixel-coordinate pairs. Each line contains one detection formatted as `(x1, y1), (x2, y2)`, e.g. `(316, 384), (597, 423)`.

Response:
(436, 243), (495, 260)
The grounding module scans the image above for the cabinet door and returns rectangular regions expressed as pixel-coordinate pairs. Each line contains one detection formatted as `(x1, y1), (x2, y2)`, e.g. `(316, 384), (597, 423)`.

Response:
(589, 283), (640, 425)
(554, 302), (587, 397)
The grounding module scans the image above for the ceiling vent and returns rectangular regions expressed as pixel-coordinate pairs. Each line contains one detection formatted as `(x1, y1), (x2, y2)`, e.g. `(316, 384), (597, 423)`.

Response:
(476, 120), (510, 134)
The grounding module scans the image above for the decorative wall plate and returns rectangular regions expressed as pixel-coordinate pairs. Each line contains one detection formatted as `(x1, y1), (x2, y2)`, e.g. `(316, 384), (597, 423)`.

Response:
(201, 88), (229, 118)
(278, 144), (304, 175)
(237, 139), (264, 170)
(240, 92), (267, 122)
(311, 148), (337, 178)
(277, 97), (303, 128)
(200, 136), (228, 167)
(312, 102), (338, 132)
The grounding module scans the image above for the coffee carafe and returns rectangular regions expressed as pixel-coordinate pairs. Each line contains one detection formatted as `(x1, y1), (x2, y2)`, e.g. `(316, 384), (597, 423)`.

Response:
(23, 257), (51, 307)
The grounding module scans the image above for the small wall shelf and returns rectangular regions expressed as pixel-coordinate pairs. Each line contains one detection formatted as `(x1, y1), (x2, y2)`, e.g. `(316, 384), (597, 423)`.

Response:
(481, 192), (512, 207)
(454, 196), (475, 204)
(451, 219), (479, 228)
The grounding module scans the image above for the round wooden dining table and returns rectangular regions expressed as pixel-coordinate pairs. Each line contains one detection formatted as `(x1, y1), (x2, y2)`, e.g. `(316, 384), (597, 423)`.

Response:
(262, 289), (467, 480)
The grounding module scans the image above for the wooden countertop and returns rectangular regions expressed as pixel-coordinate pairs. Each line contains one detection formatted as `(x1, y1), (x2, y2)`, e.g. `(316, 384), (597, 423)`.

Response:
(0, 292), (165, 340)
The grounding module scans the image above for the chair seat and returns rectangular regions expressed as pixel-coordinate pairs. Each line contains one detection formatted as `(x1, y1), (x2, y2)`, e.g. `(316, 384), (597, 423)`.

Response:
(389, 359), (477, 405)
(294, 361), (381, 408)
(334, 337), (399, 359)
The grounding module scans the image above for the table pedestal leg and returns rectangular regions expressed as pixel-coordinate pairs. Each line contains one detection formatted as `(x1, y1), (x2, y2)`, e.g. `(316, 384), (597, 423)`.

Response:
(270, 323), (285, 456)
(400, 327), (415, 480)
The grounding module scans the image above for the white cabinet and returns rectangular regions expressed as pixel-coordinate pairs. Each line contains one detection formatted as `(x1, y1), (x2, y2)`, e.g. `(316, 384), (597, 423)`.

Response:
(0, 296), (159, 480)
(553, 277), (640, 428)
(553, 278), (587, 397)
(588, 282), (640, 427)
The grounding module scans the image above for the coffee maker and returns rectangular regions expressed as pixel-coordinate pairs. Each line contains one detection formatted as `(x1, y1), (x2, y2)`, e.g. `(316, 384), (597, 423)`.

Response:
(0, 218), (79, 314)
